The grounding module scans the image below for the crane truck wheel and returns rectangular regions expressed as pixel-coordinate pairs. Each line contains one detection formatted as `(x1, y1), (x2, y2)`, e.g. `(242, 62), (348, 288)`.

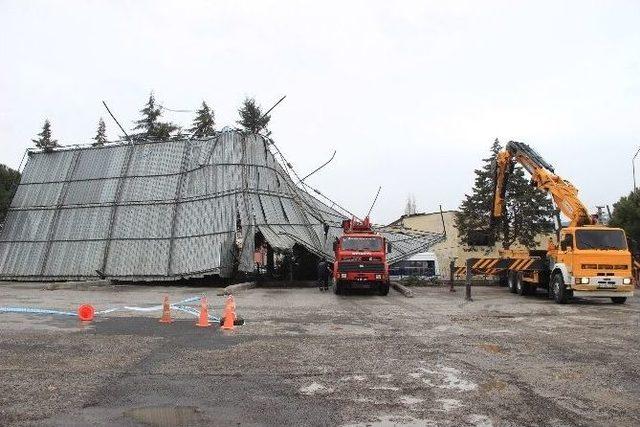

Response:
(611, 297), (627, 304)
(378, 282), (390, 296)
(516, 272), (525, 296)
(551, 273), (569, 304)
(498, 273), (508, 287)
(508, 272), (517, 293)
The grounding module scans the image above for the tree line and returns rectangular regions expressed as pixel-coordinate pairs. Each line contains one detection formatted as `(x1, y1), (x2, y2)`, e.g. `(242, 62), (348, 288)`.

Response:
(31, 93), (272, 150)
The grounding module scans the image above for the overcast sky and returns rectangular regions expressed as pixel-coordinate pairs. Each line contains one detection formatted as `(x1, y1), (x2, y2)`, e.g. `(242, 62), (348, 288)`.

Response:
(1, 0), (639, 224)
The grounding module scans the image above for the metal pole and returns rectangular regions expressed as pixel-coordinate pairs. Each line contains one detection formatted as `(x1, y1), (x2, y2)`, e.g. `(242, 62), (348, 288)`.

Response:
(366, 186), (382, 219)
(634, 158), (637, 192)
(439, 204), (447, 239)
(465, 258), (473, 301)
(102, 100), (134, 145)
(449, 259), (456, 292)
(633, 145), (640, 191)
(299, 150), (336, 182)
(260, 95), (287, 121)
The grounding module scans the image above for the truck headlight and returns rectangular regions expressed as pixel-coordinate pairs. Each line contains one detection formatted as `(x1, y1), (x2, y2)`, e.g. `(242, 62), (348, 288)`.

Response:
(375, 274), (382, 280)
(623, 278), (632, 285)
(576, 277), (590, 284)
(340, 273), (347, 279)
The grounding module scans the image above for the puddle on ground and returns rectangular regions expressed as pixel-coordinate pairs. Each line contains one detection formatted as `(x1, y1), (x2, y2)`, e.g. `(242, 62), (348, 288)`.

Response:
(299, 382), (333, 395)
(342, 415), (437, 426)
(478, 343), (507, 354)
(399, 395), (423, 405)
(480, 379), (508, 392)
(437, 398), (463, 412)
(124, 405), (202, 426)
(467, 414), (493, 427)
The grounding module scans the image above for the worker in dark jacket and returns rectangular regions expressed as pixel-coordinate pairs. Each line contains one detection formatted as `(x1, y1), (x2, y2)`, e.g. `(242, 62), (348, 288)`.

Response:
(317, 259), (332, 291)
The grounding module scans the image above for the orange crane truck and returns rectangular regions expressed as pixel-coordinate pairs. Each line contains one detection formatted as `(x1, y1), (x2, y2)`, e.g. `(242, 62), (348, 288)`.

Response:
(459, 141), (634, 304)
(332, 217), (391, 295)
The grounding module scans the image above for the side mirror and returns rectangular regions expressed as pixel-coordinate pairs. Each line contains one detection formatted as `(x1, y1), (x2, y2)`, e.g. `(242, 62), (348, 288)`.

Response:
(332, 239), (338, 252)
(387, 242), (392, 253)
(561, 235), (573, 251)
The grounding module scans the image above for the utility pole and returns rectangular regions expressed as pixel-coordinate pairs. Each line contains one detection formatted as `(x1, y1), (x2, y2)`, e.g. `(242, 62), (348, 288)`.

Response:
(449, 257), (457, 292)
(633, 145), (640, 191)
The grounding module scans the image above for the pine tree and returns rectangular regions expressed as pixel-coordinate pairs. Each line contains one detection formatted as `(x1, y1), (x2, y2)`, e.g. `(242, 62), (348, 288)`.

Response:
(404, 195), (417, 216)
(0, 164), (21, 224)
(154, 122), (181, 140)
(455, 139), (554, 249)
(189, 101), (216, 138)
(455, 139), (500, 247)
(93, 118), (107, 146)
(502, 165), (555, 248)
(32, 119), (59, 151)
(132, 92), (161, 138)
(132, 92), (179, 141)
(610, 190), (640, 244)
(237, 97), (270, 134)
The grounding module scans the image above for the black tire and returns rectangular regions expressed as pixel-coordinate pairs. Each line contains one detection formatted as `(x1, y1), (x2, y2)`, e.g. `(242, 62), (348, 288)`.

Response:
(516, 272), (525, 296)
(498, 274), (508, 287)
(508, 272), (517, 293)
(611, 297), (627, 304)
(526, 283), (537, 296)
(379, 282), (390, 296)
(333, 282), (342, 295)
(552, 273), (569, 304)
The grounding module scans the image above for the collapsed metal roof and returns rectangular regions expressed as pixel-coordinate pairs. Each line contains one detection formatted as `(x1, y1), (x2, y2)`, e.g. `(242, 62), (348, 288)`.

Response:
(0, 130), (445, 281)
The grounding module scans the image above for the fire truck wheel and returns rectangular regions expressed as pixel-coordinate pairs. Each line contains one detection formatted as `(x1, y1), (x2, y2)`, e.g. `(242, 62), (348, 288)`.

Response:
(611, 297), (627, 304)
(378, 283), (389, 296)
(508, 272), (517, 293)
(334, 282), (342, 295)
(552, 273), (568, 304)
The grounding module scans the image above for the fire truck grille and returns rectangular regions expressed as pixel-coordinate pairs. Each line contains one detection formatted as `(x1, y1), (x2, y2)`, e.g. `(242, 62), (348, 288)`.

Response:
(338, 262), (385, 273)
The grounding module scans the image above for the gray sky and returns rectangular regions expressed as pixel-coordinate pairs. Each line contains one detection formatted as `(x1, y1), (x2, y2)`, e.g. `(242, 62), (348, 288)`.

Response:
(1, 0), (639, 224)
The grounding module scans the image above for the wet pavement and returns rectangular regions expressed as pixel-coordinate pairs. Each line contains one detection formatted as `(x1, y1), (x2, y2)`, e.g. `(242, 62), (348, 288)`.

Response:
(0, 282), (639, 426)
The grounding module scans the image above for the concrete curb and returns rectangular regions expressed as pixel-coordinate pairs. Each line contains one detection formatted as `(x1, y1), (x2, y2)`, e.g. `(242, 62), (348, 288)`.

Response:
(391, 282), (414, 298)
(42, 279), (113, 290)
(217, 281), (256, 296)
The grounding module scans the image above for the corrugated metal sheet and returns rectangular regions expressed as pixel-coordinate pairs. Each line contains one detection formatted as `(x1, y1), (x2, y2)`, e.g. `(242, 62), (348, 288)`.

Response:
(0, 130), (444, 281)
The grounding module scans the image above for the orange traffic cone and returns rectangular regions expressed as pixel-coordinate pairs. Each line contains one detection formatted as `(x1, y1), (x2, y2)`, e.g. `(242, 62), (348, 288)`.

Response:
(221, 295), (235, 330)
(196, 296), (211, 327)
(77, 304), (95, 322)
(159, 295), (172, 324)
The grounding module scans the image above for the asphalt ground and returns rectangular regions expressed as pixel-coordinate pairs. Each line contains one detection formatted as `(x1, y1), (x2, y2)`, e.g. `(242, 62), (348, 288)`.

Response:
(0, 282), (639, 426)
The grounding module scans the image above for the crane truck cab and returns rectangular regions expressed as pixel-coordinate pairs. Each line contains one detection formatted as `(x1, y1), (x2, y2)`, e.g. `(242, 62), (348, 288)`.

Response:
(549, 225), (634, 304)
(332, 217), (391, 295)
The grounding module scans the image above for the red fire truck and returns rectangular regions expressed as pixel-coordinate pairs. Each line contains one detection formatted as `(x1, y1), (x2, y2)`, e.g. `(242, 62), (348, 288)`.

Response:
(332, 217), (391, 295)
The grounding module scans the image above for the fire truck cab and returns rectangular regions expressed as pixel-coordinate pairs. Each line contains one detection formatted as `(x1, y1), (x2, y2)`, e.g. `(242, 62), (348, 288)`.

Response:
(333, 217), (391, 295)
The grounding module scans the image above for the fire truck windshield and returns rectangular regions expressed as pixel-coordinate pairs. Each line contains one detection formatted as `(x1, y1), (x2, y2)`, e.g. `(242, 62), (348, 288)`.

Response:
(341, 237), (383, 252)
(575, 229), (627, 250)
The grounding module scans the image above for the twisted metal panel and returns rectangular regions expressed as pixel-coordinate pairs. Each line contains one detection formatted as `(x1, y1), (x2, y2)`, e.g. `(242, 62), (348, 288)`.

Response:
(0, 130), (445, 281)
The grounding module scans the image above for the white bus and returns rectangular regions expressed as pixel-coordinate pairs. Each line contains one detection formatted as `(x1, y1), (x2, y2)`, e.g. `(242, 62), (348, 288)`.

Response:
(389, 252), (439, 280)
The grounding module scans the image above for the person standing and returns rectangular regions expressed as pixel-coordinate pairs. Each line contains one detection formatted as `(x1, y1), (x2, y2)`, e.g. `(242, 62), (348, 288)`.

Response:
(317, 258), (332, 291)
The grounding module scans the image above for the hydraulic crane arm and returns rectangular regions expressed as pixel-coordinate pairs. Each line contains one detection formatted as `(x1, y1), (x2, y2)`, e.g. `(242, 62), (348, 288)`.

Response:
(492, 141), (593, 228)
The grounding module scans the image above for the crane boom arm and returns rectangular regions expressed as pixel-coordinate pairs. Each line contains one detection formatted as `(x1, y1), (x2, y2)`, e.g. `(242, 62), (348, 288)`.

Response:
(491, 141), (593, 228)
